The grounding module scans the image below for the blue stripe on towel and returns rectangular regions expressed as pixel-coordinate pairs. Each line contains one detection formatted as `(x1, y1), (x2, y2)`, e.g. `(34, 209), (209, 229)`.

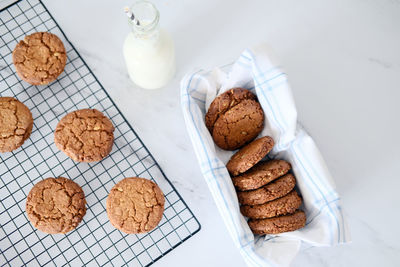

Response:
(291, 142), (340, 244)
(246, 49), (289, 131)
(245, 49), (342, 244)
(297, 136), (345, 242)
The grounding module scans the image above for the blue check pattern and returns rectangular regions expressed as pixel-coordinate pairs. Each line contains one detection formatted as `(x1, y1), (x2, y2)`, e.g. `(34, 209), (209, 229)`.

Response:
(180, 45), (350, 267)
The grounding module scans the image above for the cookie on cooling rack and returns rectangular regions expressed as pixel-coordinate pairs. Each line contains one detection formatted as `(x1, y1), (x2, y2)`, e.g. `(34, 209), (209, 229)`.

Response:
(54, 109), (115, 162)
(0, 97), (33, 153)
(26, 177), (86, 234)
(106, 177), (165, 234)
(12, 32), (67, 85)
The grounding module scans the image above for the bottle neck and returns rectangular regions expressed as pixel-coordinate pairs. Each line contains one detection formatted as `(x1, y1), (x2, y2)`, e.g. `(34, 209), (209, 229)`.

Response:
(128, 1), (160, 40)
(130, 22), (160, 40)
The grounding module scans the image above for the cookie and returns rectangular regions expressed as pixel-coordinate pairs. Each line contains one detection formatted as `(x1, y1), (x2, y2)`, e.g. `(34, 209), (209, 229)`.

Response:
(241, 190), (302, 219)
(26, 177), (86, 234)
(248, 210), (306, 235)
(205, 88), (264, 150)
(226, 136), (274, 176)
(237, 173), (296, 205)
(232, 159), (291, 191)
(205, 88), (256, 132)
(13, 32), (67, 85)
(213, 99), (264, 150)
(0, 97), (33, 153)
(54, 109), (114, 162)
(106, 177), (165, 234)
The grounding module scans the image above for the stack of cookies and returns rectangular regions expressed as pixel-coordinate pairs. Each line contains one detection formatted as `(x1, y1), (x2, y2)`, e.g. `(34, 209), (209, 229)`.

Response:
(205, 87), (306, 235)
(227, 136), (306, 235)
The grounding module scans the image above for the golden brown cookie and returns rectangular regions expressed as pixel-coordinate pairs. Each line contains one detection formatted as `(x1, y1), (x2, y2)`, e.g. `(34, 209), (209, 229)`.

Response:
(232, 159), (291, 191)
(205, 88), (256, 132)
(226, 136), (274, 176)
(240, 190), (302, 219)
(205, 88), (264, 150)
(0, 97), (33, 153)
(237, 173), (296, 205)
(248, 210), (306, 235)
(26, 177), (86, 234)
(12, 32), (67, 85)
(54, 109), (114, 162)
(106, 177), (165, 234)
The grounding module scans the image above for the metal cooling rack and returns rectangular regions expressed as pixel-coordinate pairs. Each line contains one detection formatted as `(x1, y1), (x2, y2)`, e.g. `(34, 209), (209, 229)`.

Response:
(0, 0), (200, 266)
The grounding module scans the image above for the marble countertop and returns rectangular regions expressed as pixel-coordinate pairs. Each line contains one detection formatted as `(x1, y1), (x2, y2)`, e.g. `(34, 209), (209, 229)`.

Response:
(40, 0), (400, 266)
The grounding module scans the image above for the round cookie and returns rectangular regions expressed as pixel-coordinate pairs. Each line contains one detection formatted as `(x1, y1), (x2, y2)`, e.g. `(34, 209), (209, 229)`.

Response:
(13, 32), (67, 85)
(205, 88), (264, 151)
(26, 177), (86, 234)
(205, 88), (256, 132)
(0, 97), (33, 153)
(106, 177), (165, 234)
(237, 173), (296, 205)
(226, 136), (274, 176)
(248, 210), (306, 235)
(54, 109), (114, 162)
(240, 190), (302, 219)
(212, 99), (264, 150)
(232, 159), (291, 191)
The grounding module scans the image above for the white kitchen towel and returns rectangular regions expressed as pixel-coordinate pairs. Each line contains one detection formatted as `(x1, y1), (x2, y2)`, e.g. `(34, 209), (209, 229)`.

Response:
(180, 44), (350, 267)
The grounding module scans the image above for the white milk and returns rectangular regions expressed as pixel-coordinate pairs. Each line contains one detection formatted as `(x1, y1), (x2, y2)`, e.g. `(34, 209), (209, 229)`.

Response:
(123, 2), (176, 90)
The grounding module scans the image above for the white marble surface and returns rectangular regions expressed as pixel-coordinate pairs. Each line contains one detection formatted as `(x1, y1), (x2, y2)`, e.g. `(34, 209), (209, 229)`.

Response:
(41, 0), (400, 266)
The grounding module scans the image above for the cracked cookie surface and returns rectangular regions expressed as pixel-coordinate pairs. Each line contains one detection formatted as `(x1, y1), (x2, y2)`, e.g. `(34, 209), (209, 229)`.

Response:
(26, 177), (86, 234)
(232, 159), (292, 191)
(205, 88), (264, 150)
(248, 210), (306, 235)
(13, 32), (66, 85)
(106, 177), (165, 234)
(226, 136), (274, 176)
(237, 173), (296, 205)
(0, 97), (33, 153)
(240, 190), (302, 219)
(54, 109), (114, 162)
(205, 88), (256, 132)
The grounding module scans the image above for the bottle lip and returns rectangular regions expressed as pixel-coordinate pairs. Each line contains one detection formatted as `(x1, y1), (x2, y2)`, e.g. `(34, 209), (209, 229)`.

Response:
(129, 0), (160, 33)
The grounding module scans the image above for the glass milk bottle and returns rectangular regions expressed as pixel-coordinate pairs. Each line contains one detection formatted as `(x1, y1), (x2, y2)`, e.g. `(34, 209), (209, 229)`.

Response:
(123, 1), (176, 90)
